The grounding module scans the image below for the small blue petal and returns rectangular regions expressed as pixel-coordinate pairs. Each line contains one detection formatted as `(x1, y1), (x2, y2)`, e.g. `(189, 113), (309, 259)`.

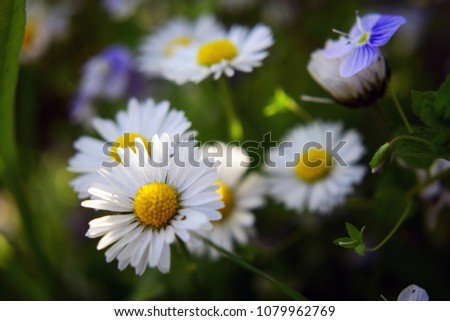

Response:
(321, 37), (353, 59)
(369, 15), (406, 47)
(398, 284), (429, 301)
(350, 14), (381, 38)
(339, 45), (379, 78)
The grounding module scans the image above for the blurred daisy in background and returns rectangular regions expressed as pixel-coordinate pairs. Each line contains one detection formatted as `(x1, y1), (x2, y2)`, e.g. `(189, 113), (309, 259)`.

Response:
(83, 135), (223, 274)
(68, 98), (192, 198)
(162, 24), (274, 84)
(102, 0), (144, 20)
(265, 121), (366, 214)
(190, 143), (265, 258)
(21, 0), (73, 63)
(138, 15), (224, 78)
(70, 45), (143, 124)
(397, 284), (429, 301)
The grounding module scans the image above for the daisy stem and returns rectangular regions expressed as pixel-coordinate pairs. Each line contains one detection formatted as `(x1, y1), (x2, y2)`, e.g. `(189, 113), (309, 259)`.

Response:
(176, 237), (205, 298)
(218, 78), (244, 140)
(389, 85), (413, 134)
(200, 236), (308, 301)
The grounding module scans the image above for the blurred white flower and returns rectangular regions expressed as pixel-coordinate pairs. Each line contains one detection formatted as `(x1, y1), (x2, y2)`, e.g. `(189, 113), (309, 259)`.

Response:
(68, 98), (192, 198)
(398, 284), (429, 301)
(417, 158), (450, 230)
(265, 121), (366, 214)
(21, 0), (72, 63)
(138, 15), (225, 77)
(83, 135), (222, 275)
(102, 0), (143, 20)
(189, 143), (265, 259)
(162, 24), (274, 84)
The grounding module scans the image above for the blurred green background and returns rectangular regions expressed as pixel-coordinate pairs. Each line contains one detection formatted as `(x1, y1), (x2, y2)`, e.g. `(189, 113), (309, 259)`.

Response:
(1, 0), (450, 300)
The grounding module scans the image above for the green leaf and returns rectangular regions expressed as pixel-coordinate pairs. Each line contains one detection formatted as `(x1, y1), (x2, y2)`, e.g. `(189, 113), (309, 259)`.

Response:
(333, 238), (358, 249)
(263, 88), (297, 117)
(391, 129), (450, 168)
(435, 75), (450, 121)
(0, 0), (25, 168)
(345, 223), (363, 242)
(412, 75), (450, 129)
(354, 243), (366, 256)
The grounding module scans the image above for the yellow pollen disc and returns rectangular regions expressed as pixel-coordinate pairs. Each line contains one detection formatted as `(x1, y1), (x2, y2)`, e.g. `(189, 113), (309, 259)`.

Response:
(358, 32), (370, 45)
(294, 147), (332, 183)
(197, 39), (238, 66)
(164, 36), (192, 56)
(110, 133), (150, 163)
(134, 182), (179, 229)
(22, 22), (36, 52)
(215, 180), (235, 221)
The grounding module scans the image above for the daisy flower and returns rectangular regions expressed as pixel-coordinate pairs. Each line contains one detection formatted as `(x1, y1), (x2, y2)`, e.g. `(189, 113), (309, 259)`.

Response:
(189, 143), (265, 258)
(398, 284), (429, 301)
(162, 24), (274, 84)
(21, 0), (72, 63)
(265, 121), (366, 214)
(83, 135), (223, 274)
(328, 13), (405, 77)
(307, 37), (388, 108)
(68, 98), (192, 198)
(138, 15), (225, 77)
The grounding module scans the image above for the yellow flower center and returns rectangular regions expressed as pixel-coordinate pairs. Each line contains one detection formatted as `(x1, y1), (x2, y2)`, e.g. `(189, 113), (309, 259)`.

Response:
(110, 133), (150, 163)
(197, 39), (238, 66)
(294, 147), (332, 183)
(215, 180), (235, 221)
(358, 32), (370, 45)
(22, 22), (37, 52)
(164, 36), (192, 56)
(134, 182), (179, 229)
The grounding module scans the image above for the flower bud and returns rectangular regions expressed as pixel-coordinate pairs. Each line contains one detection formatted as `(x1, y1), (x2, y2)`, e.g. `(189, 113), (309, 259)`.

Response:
(307, 38), (389, 108)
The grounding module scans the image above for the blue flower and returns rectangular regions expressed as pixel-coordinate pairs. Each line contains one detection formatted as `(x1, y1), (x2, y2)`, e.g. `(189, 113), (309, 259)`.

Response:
(70, 45), (142, 123)
(324, 13), (405, 78)
(397, 284), (429, 301)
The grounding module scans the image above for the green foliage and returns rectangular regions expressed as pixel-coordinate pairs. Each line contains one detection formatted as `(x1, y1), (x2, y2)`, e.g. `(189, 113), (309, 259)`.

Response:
(369, 143), (392, 173)
(412, 74), (450, 129)
(263, 88), (298, 117)
(333, 223), (366, 256)
(0, 0), (25, 166)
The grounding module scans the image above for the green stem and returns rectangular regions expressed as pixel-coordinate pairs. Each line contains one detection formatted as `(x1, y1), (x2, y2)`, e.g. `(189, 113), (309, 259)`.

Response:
(367, 167), (450, 252)
(367, 200), (412, 252)
(218, 78), (243, 140)
(389, 85), (413, 134)
(176, 237), (204, 298)
(286, 101), (314, 123)
(200, 236), (308, 301)
(389, 135), (434, 148)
